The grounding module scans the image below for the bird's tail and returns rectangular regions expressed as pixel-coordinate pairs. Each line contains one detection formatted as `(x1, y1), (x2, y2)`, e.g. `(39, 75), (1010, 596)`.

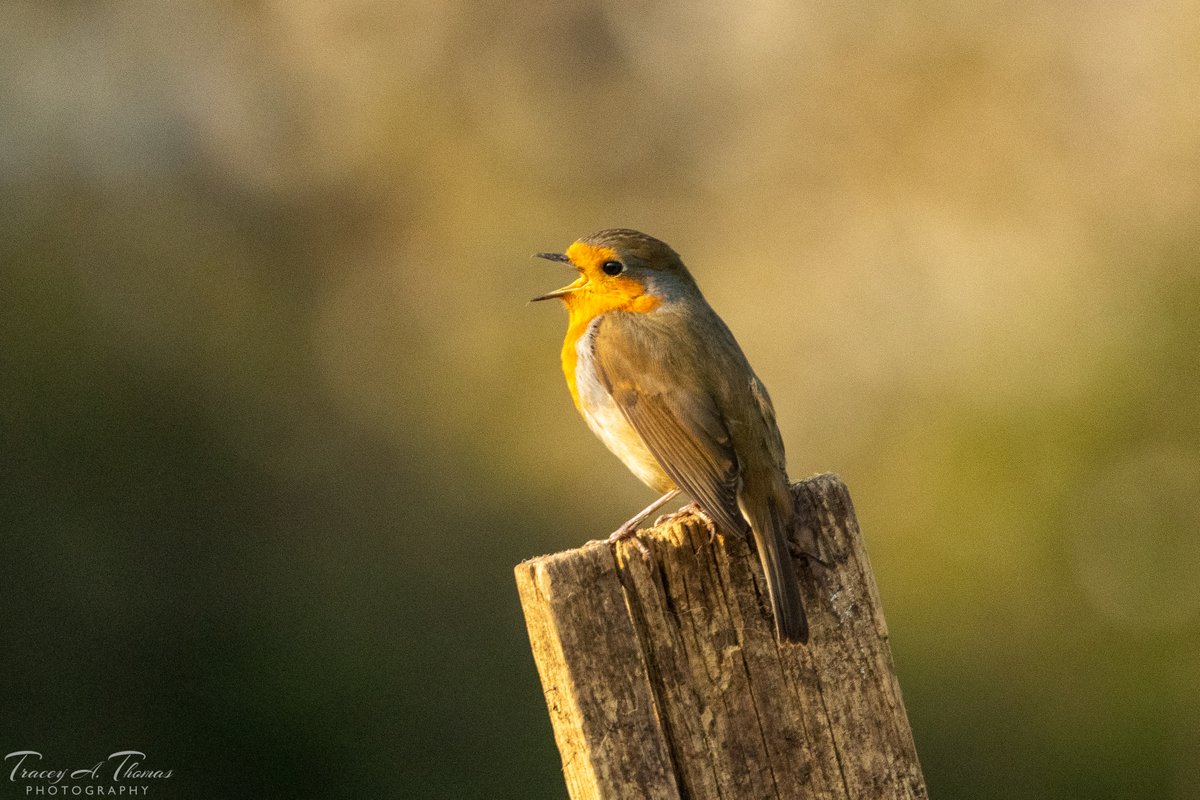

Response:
(745, 491), (808, 644)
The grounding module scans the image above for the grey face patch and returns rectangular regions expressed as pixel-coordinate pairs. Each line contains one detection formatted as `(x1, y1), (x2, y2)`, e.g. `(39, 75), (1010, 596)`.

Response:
(637, 270), (695, 305)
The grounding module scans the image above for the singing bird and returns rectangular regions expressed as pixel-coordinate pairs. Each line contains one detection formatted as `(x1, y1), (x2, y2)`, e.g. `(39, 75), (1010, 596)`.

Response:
(533, 229), (808, 643)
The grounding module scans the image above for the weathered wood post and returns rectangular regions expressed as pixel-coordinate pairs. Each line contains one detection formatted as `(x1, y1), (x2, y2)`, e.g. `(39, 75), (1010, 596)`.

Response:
(515, 473), (926, 800)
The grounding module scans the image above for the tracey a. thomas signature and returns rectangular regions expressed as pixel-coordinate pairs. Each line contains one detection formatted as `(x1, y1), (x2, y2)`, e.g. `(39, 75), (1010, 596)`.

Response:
(5, 751), (172, 796)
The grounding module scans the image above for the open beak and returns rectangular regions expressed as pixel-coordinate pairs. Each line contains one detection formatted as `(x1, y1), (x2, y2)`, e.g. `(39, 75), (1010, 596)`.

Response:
(531, 252), (584, 302)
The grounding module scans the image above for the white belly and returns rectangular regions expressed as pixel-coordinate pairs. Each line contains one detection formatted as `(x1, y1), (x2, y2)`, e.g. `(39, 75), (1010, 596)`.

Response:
(575, 320), (674, 492)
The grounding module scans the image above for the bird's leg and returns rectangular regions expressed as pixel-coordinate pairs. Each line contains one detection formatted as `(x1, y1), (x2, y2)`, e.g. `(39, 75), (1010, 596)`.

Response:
(655, 500), (720, 542)
(601, 488), (682, 561)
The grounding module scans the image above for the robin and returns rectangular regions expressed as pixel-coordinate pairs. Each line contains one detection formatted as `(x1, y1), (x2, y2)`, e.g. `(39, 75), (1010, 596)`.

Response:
(532, 229), (809, 644)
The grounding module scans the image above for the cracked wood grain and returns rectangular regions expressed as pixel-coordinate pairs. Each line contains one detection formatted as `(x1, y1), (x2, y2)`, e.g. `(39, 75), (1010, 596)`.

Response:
(514, 474), (927, 800)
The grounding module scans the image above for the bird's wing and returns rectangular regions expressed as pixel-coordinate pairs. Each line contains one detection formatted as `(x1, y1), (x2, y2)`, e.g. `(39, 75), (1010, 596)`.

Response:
(590, 311), (746, 537)
(749, 373), (789, 475)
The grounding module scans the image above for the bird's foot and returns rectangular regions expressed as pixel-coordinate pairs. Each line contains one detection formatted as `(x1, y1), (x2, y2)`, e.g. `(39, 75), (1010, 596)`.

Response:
(654, 501), (720, 542)
(605, 522), (653, 561)
(594, 489), (681, 562)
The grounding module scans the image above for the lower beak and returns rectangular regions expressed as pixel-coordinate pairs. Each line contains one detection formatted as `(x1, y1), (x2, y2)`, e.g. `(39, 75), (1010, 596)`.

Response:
(531, 283), (582, 302)
(531, 251), (584, 302)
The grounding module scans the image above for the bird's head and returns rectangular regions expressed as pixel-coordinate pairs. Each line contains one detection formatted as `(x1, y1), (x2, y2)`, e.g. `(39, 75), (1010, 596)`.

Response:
(532, 229), (696, 318)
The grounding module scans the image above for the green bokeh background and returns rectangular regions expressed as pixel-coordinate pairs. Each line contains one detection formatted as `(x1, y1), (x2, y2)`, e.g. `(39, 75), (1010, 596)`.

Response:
(2, 3), (1198, 798)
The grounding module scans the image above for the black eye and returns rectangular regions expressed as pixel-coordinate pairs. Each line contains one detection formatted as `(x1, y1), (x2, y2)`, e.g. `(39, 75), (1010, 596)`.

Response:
(601, 260), (624, 276)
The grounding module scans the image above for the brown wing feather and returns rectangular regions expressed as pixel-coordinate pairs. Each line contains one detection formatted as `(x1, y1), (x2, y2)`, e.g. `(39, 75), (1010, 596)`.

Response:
(591, 313), (746, 538)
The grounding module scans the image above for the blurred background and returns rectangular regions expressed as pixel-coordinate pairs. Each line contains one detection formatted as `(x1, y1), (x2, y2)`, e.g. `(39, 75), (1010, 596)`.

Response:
(2, 1), (1198, 797)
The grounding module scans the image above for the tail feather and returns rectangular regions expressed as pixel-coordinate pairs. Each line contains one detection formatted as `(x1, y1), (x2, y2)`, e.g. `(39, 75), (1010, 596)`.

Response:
(745, 495), (808, 644)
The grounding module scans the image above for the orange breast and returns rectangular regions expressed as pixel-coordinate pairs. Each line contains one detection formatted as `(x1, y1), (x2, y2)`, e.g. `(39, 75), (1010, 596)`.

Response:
(561, 318), (590, 411)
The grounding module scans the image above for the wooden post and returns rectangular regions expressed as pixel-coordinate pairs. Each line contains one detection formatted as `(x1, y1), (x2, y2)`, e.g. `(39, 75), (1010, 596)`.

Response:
(515, 474), (927, 800)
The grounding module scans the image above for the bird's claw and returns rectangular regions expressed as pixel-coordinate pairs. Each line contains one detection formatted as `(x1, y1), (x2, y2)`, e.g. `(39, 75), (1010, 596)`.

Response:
(606, 524), (653, 562)
(653, 501), (720, 542)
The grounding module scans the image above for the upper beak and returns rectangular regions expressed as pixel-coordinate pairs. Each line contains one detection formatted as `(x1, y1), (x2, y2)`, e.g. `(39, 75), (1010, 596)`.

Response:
(531, 252), (582, 302)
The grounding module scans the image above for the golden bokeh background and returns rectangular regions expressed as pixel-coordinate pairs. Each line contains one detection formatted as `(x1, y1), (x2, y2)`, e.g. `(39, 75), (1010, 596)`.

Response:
(2, 2), (1198, 797)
